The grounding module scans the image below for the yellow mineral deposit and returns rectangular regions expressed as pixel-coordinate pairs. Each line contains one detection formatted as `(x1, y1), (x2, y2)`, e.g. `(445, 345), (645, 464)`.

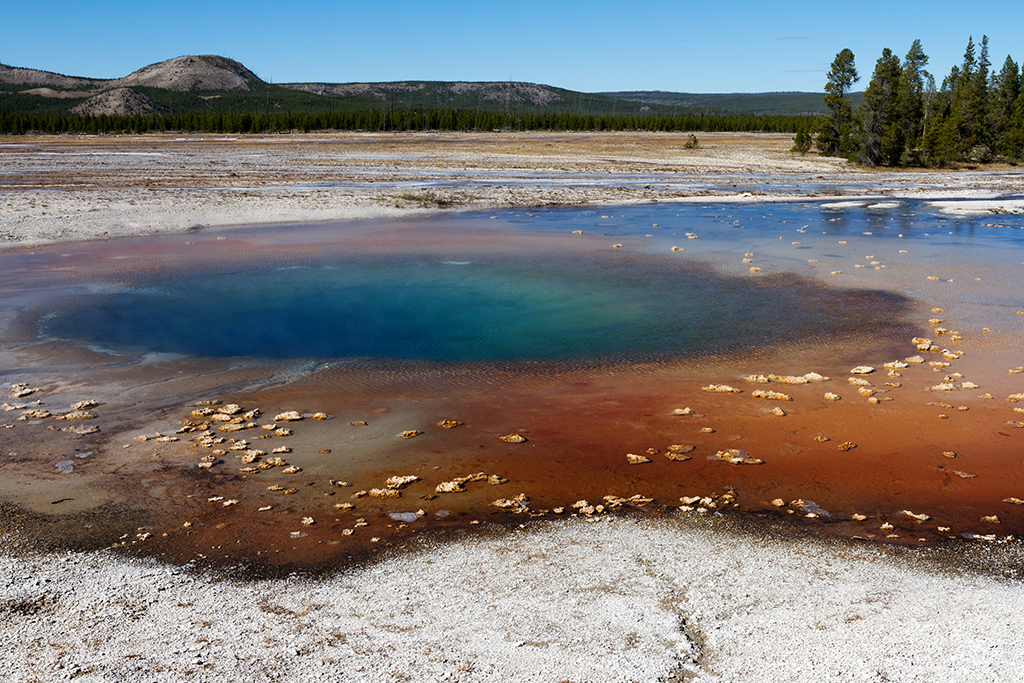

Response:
(280, 466), (301, 474)
(702, 384), (741, 393)
(749, 267), (763, 274)
(769, 407), (786, 416)
(664, 444), (695, 461)
(274, 411), (303, 422)
(751, 389), (792, 401)
(602, 494), (653, 510)
(499, 433), (527, 443)
(385, 475), (420, 489)
(851, 513), (868, 521)
(71, 399), (100, 410)
(491, 493), (529, 509)
(626, 453), (651, 464)
(9, 383), (40, 399)
(982, 515), (1001, 523)
(670, 407), (695, 415)
(1003, 498), (1024, 505)
(347, 421), (368, 426)
(900, 510), (930, 521)
(437, 420), (462, 428)
(399, 430), (423, 439)
(701, 427), (715, 433)
(837, 442), (856, 451)
(824, 392), (841, 401)
(369, 488), (401, 498)
(711, 449), (763, 465)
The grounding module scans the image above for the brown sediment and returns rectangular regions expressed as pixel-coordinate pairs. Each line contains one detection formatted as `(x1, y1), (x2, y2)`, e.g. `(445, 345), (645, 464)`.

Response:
(6, 334), (1023, 575)
(3, 197), (1024, 572)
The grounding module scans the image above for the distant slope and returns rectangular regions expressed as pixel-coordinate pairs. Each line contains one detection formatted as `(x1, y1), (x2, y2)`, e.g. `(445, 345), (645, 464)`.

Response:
(603, 90), (861, 115)
(283, 80), (565, 108)
(0, 54), (830, 122)
(112, 55), (261, 92)
(0, 63), (102, 89)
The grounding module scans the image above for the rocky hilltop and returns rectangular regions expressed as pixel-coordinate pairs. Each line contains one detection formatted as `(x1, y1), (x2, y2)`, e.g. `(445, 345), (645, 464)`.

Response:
(0, 63), (101, 89)
(283, 80), (565, 107)
(1, 55), (262, 116)
(111, 55), (261, 92)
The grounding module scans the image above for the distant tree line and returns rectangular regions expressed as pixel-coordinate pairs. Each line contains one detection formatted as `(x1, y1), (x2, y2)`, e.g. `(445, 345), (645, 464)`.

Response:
(817, 36), (1024, 165)
(0, 107), (811, 136)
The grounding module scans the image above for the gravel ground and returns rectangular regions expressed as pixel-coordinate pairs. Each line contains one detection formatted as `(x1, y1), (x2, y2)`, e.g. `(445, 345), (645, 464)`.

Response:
(4, 131), (1022, 250)
(3, 514), (1023, 683)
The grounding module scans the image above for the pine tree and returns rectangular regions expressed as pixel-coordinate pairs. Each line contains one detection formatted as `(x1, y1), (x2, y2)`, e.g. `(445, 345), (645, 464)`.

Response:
(817, 48), (860, 156)
(861, 47), (905, 165)
(991, 55), (1021, 156)
(898, 39), (930, 164)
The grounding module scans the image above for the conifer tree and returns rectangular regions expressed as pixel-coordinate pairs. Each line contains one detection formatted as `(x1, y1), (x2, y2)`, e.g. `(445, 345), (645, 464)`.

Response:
(991, 55), (1021, 155)
(898, 39), (930, 164)
(817, 48), (860, 156)
(861, 47), (905, 165)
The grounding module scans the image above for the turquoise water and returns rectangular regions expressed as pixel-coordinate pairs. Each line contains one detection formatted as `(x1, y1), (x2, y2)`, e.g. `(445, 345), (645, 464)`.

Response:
(29, 198), (1024, 363)
(39, 253), (909, 362)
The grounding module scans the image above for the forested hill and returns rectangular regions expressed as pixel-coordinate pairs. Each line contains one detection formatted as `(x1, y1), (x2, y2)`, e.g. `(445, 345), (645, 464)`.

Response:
(1, 54), (823, 121)
(603, 91), (864, 115)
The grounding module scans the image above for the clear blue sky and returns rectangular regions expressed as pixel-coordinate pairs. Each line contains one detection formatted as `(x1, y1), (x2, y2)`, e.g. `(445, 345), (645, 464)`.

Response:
(3, 1), (1022, 93)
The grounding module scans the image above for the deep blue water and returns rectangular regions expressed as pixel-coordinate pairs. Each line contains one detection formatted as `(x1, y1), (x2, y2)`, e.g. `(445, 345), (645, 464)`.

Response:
(33, 198), (1024, 363)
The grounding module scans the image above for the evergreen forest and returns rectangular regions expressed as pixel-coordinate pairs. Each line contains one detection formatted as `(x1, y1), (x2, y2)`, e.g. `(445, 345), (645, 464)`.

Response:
(816, 36), (1024, 165)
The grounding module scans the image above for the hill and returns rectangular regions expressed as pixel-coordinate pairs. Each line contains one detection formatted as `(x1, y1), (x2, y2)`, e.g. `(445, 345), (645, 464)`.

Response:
(0, 54), (826, 129)
(604, 90), (863, 115)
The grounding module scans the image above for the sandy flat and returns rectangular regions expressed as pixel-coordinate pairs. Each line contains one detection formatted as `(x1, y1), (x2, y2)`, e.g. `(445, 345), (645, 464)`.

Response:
(3, 131), (1022, 250)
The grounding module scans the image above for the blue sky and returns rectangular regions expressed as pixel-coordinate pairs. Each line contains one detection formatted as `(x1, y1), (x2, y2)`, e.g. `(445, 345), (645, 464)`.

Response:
(3, 1), (1022, 93)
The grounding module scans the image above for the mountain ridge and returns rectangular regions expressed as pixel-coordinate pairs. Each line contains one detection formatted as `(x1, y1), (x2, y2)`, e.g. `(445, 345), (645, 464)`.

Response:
(0, 54), (829, 118)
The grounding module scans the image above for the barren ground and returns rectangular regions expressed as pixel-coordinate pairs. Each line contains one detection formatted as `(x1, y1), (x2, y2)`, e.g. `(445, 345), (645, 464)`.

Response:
(4, 130), (1021, 249)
